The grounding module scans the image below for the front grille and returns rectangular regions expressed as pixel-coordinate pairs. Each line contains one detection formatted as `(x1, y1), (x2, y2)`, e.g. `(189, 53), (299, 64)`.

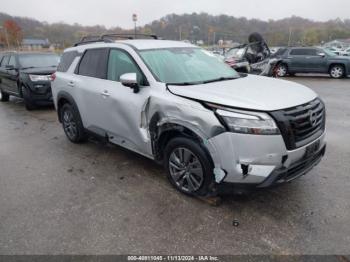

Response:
(270, 98), (326, 150)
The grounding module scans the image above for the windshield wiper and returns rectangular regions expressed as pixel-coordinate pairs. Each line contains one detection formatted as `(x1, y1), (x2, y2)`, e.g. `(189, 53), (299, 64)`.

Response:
(167, 81), (204, 86)
(21, 66), (36, 70)
(202, 76), (239, 84)
(167, 76), (239, 86)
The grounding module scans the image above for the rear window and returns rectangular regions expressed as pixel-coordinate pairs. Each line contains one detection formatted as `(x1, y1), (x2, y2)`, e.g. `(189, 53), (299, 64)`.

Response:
(57, 51), (79, 72)
(19, 54), (60, 69)
(77, 48), (109, 79)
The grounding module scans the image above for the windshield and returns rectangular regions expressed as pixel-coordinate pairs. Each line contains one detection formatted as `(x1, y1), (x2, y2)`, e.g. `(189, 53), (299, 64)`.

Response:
(225, 47), (246, 59)
(140, 48), (240, 84)
(19, 54), (60, 69)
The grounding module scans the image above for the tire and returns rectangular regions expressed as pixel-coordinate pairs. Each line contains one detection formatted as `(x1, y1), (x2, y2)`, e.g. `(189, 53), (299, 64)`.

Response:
(329, 65), (345, 79)
(60, 103), (87, 143)
(164, 137), (214, 196)
(21, 86), (37, 111)
(275, 63), (288, 77)
(0, 90), (9, 102)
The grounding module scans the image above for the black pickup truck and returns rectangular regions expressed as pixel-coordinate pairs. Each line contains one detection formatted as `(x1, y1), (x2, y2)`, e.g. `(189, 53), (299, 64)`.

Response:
(0, 52), (60, 110)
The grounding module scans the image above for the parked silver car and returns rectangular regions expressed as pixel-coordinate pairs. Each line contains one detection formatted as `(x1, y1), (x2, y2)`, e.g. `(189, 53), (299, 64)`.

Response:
(52, 34), (326, 196)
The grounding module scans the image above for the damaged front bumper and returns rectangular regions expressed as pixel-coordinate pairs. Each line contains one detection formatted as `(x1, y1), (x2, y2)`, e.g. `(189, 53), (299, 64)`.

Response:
(207, 131), (326, 194)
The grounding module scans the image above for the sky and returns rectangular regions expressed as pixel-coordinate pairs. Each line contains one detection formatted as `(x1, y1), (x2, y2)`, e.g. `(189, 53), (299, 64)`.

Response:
(1, 0), (349, 29)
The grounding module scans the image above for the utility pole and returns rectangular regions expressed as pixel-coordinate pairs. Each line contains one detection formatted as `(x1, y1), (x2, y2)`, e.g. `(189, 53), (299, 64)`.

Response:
(288, 27), (292, 47)
(132, 14), (137, 39)
(179, 26), (182, 41)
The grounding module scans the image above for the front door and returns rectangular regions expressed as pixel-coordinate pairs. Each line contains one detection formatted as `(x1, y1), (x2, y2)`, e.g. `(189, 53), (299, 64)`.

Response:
(0, 55), (11, 92)
(305, 49), (327, 73)
(98, 48), (152, 156)
(6, 55), (19, 94)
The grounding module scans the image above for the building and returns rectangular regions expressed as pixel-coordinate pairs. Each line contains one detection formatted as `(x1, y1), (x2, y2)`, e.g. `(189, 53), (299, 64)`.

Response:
(22, 38), (50, 50)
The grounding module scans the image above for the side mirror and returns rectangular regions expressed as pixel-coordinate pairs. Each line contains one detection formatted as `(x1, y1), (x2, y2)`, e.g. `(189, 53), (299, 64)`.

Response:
(318, 53), (326, 57)
(120, 73), (140, 93)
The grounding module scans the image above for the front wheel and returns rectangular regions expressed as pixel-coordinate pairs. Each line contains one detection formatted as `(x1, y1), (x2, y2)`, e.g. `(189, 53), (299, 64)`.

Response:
(329, 65), (345, 79)
(60, 103), (87, 143)
(164, 137), (214, 196)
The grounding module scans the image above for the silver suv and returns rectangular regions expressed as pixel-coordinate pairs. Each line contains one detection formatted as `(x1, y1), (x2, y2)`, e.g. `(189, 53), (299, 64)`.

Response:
(52, 34), (326, 196)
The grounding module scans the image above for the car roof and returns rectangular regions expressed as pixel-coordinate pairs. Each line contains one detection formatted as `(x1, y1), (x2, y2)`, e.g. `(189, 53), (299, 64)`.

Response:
(66, 39), (196, 52)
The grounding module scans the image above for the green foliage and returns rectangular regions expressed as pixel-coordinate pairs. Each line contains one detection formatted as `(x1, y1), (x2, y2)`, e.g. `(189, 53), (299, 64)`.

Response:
(0, 12), (350, 47)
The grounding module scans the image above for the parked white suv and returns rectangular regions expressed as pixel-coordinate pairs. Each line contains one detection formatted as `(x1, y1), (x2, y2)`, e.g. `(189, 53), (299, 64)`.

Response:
(52, 34), (326, 196)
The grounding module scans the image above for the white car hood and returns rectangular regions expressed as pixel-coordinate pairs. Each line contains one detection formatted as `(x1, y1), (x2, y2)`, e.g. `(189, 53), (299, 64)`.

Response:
(168, 75), (317, 111)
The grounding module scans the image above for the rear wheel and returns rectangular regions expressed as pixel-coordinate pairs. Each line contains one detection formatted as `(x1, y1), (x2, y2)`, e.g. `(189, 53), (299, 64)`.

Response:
(0, 90), (9, 102)
(21, 86), (37, 111)
(164, 137), (214, 196)
(275, 63), (288, 77)
(60, 103), (87, 143)
(329, 65), (345, 79)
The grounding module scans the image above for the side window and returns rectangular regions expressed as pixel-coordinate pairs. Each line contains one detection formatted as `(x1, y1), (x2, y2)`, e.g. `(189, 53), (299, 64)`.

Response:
(0, 56), (10, 67)
(77, 48), (109, 79)
(8, 56), (16, 67)
(290, 49), (307, 56)
(57, 51), (79, 72)
(305, 49), (317, 56)
(107, 49), (144, 85)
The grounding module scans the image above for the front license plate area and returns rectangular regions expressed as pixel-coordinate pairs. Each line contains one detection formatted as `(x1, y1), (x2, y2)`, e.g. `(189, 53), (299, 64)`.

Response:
(304, 140), (321, 158)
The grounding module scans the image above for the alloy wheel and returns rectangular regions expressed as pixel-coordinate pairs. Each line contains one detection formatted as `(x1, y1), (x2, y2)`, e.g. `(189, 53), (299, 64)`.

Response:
(62, 109), (78, 140)
(276, 65), (287, 77)
(168, 147), (204, 193)
(330, 66), (344, 78)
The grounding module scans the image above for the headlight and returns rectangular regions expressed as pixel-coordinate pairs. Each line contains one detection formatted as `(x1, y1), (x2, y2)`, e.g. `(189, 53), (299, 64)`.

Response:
(216, 109), (280, 135)
(29, 74), (51, 82)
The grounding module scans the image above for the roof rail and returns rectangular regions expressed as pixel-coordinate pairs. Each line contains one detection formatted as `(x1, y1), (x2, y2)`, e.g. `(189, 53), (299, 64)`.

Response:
(74, 33), (158, 47)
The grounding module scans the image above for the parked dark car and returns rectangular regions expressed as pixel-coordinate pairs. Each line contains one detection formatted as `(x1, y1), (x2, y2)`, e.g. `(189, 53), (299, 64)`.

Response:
(274, 47), (350, 78)
(0, 52), (60, 110)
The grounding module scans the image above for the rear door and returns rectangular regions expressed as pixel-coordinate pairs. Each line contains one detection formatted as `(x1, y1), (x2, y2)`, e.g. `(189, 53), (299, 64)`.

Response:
(72, 48), (110, 135)
(288, 48), (310, 72)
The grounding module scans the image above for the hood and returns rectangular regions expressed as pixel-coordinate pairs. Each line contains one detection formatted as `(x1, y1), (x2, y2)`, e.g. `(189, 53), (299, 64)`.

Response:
(332, 55), (350, 61)
(21, 67), (56, 75)
(168, 75), (317, 111)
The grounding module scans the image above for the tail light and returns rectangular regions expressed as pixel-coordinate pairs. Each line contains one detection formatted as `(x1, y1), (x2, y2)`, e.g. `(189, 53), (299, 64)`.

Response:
(50, 73), (56, 81)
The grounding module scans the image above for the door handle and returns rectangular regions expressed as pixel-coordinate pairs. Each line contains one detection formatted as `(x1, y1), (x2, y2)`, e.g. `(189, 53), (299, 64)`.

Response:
(68, 81), (75, 87)
(101, 90), (110, 97)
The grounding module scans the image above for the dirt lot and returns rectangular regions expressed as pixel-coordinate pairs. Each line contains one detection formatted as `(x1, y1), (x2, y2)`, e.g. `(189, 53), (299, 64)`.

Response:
(0, 76), (349, 255)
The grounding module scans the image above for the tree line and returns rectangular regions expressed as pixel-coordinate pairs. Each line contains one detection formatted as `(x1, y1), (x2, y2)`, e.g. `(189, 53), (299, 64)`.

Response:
(0, 12), (350, 48)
